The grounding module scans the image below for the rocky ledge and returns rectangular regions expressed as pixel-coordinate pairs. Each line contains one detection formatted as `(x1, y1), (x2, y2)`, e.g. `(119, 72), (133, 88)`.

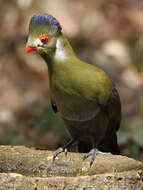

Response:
(0, 146), (142, 190)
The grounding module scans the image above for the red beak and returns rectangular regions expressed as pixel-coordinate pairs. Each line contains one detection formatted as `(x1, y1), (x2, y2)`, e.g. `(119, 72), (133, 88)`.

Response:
(25, 46), (36, 53)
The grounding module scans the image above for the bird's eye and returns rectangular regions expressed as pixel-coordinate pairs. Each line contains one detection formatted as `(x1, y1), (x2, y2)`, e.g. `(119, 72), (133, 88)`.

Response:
(39, 34), (51, 44)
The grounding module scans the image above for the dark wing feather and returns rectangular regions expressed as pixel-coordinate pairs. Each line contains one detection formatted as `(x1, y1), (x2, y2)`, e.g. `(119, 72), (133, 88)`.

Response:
(98, 86), (121, 154)
(104, 86), (121, 131)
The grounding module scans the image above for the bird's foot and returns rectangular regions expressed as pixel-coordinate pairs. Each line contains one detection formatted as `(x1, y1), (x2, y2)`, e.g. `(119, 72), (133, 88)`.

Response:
(53, 138), (76, 162)
(83, 148), (111, 167)
(53, 147), (68, 162)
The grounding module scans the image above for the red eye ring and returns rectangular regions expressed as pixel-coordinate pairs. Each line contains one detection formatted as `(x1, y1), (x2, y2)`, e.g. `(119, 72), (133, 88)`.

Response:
(39, 34), (51, 44)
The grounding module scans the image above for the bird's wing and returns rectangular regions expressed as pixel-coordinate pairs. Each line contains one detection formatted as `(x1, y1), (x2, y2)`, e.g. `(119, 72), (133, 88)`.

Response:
(100, 86), (121, 131)
(97, 86), (121, 154)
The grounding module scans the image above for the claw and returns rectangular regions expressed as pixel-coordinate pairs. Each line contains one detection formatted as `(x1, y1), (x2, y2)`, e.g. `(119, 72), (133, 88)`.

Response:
(53, 147), (64, 162)
(90, 149), (96, 167)
(53, 147), (69, 162)
(90, 160), (94, 168)
(83, 148), (111, 167)
(96, 150), (111, 155)
(53, 138), (76, 162)
(52, 138), (76, 162)
(83, 149), (93, 160)
(65, 148), (68, 156)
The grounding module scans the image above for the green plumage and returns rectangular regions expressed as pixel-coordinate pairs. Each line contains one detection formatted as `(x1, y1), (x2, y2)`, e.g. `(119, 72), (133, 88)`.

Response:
(26, 14), (121, 166)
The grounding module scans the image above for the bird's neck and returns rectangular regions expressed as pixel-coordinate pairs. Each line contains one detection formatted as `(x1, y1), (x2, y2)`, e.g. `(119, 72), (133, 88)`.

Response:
(54, 35), (75, 61)
(44, 34), (76, 73)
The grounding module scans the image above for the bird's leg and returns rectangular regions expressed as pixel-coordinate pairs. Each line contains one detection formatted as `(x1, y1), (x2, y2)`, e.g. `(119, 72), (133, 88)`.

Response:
(53, 138), (76, 162)
(83, 148), (111, 167)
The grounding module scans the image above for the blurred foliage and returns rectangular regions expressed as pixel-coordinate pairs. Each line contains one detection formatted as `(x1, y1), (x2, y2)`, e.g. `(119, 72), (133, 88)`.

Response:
(0, 0), (143, 160)
(34, 105), (67, 149)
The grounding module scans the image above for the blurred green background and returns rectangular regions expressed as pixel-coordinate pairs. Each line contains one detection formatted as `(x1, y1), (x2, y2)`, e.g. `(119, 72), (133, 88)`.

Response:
(0, 0), (143, 160)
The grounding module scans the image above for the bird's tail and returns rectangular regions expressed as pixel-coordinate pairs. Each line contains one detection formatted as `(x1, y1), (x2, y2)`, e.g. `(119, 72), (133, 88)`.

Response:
(98, 122), (121, 155)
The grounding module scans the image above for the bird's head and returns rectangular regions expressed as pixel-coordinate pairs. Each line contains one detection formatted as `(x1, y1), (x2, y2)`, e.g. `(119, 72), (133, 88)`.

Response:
(25, 14), (62, 58)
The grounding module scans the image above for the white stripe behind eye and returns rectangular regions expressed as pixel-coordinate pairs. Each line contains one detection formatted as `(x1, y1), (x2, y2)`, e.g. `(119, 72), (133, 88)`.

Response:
(34, 38), (43, 47)
(54, 39), (66, 60)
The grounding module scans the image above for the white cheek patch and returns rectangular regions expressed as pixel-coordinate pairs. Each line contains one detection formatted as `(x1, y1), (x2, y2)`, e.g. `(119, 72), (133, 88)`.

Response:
(54, 39), (66, 60)
(34, 38), (43, 47)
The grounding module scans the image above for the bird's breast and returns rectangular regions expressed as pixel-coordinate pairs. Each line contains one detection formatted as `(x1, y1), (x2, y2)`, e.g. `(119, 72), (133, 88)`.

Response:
(50, 80), (100, 121)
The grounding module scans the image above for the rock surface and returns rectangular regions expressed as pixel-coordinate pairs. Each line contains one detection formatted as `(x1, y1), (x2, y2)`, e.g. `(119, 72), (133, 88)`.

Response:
(0, 146), (143, 189)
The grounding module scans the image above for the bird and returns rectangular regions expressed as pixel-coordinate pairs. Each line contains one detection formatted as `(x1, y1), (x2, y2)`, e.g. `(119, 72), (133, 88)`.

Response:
(25, 13), (121, 167)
